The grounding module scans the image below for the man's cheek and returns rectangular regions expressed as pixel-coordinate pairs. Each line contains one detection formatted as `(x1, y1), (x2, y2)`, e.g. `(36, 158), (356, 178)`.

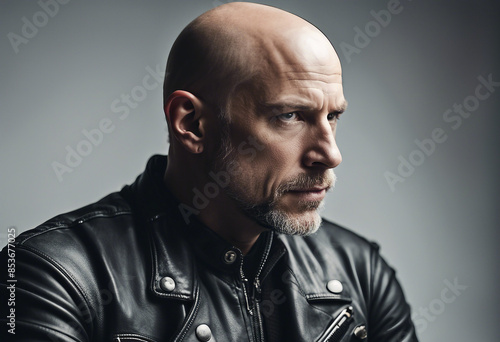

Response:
(226, 159), (242, 176)
(236, 140), (257, 160)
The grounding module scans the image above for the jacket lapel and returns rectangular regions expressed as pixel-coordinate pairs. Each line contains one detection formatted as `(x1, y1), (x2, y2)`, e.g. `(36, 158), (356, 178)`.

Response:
(277, 234), (355, 341)
(148, 214), (197, 301)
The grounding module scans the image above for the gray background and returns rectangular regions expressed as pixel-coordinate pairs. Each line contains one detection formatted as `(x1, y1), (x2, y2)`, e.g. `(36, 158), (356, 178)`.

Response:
(1, 0), (499, 340)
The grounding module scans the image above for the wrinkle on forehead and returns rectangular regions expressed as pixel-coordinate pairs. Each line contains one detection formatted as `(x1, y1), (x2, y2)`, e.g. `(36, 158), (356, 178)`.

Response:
(283, 71), (343, 86)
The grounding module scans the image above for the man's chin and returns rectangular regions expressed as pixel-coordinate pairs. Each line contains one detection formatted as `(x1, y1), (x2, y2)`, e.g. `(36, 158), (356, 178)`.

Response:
(224, 185), (324, 236)
(262, 208), (323, 236)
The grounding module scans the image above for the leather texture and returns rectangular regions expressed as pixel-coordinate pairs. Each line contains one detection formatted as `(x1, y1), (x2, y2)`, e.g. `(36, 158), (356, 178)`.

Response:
(0, 155), (418, 341)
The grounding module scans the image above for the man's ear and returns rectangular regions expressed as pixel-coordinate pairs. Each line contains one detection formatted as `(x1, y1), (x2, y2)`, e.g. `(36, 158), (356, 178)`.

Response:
(164, 90), (207, 154)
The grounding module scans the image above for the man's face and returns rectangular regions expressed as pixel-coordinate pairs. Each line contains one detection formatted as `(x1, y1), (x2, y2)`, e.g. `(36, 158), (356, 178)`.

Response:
(212, 30), (346, 236)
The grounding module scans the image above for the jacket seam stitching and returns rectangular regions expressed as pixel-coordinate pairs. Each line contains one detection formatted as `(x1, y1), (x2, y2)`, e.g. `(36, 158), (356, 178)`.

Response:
(16, 245), (93, 339)
(113, 333), (158, 342)
(306, 293), (351, 300)
(18, 210), (132, 245)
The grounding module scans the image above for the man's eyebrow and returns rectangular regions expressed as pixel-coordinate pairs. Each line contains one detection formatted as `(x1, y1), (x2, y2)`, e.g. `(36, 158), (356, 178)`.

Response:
(259, 102), (312, 112)
(259, 99), (348, 113)
(336, 99), (348, 113)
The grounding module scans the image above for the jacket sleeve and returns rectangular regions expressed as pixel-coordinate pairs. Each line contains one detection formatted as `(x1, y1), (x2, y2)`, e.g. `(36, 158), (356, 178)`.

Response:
(1, 245), (91, 342)
(368, 242), (419, 341)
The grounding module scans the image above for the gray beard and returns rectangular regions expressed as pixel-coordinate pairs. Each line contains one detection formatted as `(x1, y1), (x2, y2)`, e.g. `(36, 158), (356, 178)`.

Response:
(214, 148), (326, 236)
(229, 193), (324, 236)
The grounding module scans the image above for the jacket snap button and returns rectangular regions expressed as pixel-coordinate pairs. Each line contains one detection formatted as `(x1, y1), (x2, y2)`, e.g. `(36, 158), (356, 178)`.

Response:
(195, 324), (212, 341)
(326, 280), (343, 294)
(354, 325), (368, 339)
(224, 250), (237, 264)
(160, 276), (176, 292)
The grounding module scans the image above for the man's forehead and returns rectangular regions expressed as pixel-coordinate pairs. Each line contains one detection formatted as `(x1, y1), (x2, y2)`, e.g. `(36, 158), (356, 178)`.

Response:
(253, 66), (345, 112)
(254, 28), (339, 73)
(254, 26), (342, 92)
(228, 62), (345, 116)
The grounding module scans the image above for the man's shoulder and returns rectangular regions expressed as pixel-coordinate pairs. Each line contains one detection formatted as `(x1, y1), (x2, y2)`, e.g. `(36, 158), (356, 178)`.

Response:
(279, 218), (379, 262)
(13, 191), (135, 251)
(312, 218), (376, 249)
(316, 218), (377, 249)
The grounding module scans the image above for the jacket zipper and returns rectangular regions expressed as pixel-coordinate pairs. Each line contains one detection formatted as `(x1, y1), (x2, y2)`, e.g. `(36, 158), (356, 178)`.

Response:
(318, 306), (354, 342)
(239, 265), (253, 315)
(239, 233), (273, 342)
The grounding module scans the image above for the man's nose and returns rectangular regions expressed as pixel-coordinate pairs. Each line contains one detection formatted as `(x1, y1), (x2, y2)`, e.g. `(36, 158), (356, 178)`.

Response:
(302, 122), (342, 169)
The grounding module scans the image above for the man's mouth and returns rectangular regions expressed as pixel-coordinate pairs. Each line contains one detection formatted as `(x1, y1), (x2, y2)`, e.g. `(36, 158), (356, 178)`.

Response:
(287, 186), (328, 201)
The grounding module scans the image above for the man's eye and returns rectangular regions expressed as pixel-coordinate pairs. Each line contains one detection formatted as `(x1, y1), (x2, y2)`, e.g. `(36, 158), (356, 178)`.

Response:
(327, 112), (341, 121)
(277, 112), (298, 121)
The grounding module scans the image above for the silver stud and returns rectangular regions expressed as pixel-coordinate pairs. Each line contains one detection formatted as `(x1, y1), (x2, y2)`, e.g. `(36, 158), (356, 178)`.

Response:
(326, 279), (343, 294)
(160, 276), (175, 292)
(354, 325), (367, 339)
(195, 324), (212, 341)
(224, 250), (237, 264)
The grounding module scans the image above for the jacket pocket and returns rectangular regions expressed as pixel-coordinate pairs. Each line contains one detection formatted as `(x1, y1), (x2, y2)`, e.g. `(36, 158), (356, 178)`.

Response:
(316, 306), (354, 342)
(113, 333), (159, 342)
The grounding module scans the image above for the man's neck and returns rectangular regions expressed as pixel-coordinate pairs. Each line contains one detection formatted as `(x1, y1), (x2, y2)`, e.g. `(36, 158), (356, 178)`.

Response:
(164, 161), (265, 255)
(199, 206), (265, 255)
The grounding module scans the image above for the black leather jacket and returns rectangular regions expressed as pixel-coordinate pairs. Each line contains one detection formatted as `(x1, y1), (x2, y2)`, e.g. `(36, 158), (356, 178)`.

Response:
(1, 155), (417, 341)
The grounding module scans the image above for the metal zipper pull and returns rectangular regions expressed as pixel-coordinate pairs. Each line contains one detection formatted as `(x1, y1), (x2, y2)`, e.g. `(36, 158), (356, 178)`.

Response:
(239, 232), (273, 318)
(319, 306), (354, 342)
(254, 277), (261, 294)
(241, 276), (254, 315)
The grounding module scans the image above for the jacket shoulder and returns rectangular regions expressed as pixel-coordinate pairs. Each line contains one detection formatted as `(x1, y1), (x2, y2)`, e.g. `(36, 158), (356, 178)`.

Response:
(277, 218), (379, 263)
(4, 191), (148, 303)
(15, 192), (133, 247)
(315, 218), (379, 251)
(0, 192), (154, 341)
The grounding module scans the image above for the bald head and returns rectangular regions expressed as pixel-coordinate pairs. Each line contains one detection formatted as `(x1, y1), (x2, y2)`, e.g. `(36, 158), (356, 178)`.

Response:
(163, 2), (340, 115)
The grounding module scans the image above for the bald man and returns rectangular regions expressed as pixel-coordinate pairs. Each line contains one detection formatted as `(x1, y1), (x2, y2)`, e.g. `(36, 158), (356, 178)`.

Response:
(0, 3), (417, 341)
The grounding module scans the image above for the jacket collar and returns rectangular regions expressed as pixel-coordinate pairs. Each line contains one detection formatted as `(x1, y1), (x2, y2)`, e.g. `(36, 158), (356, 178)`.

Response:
(121, 155), (197, 300)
